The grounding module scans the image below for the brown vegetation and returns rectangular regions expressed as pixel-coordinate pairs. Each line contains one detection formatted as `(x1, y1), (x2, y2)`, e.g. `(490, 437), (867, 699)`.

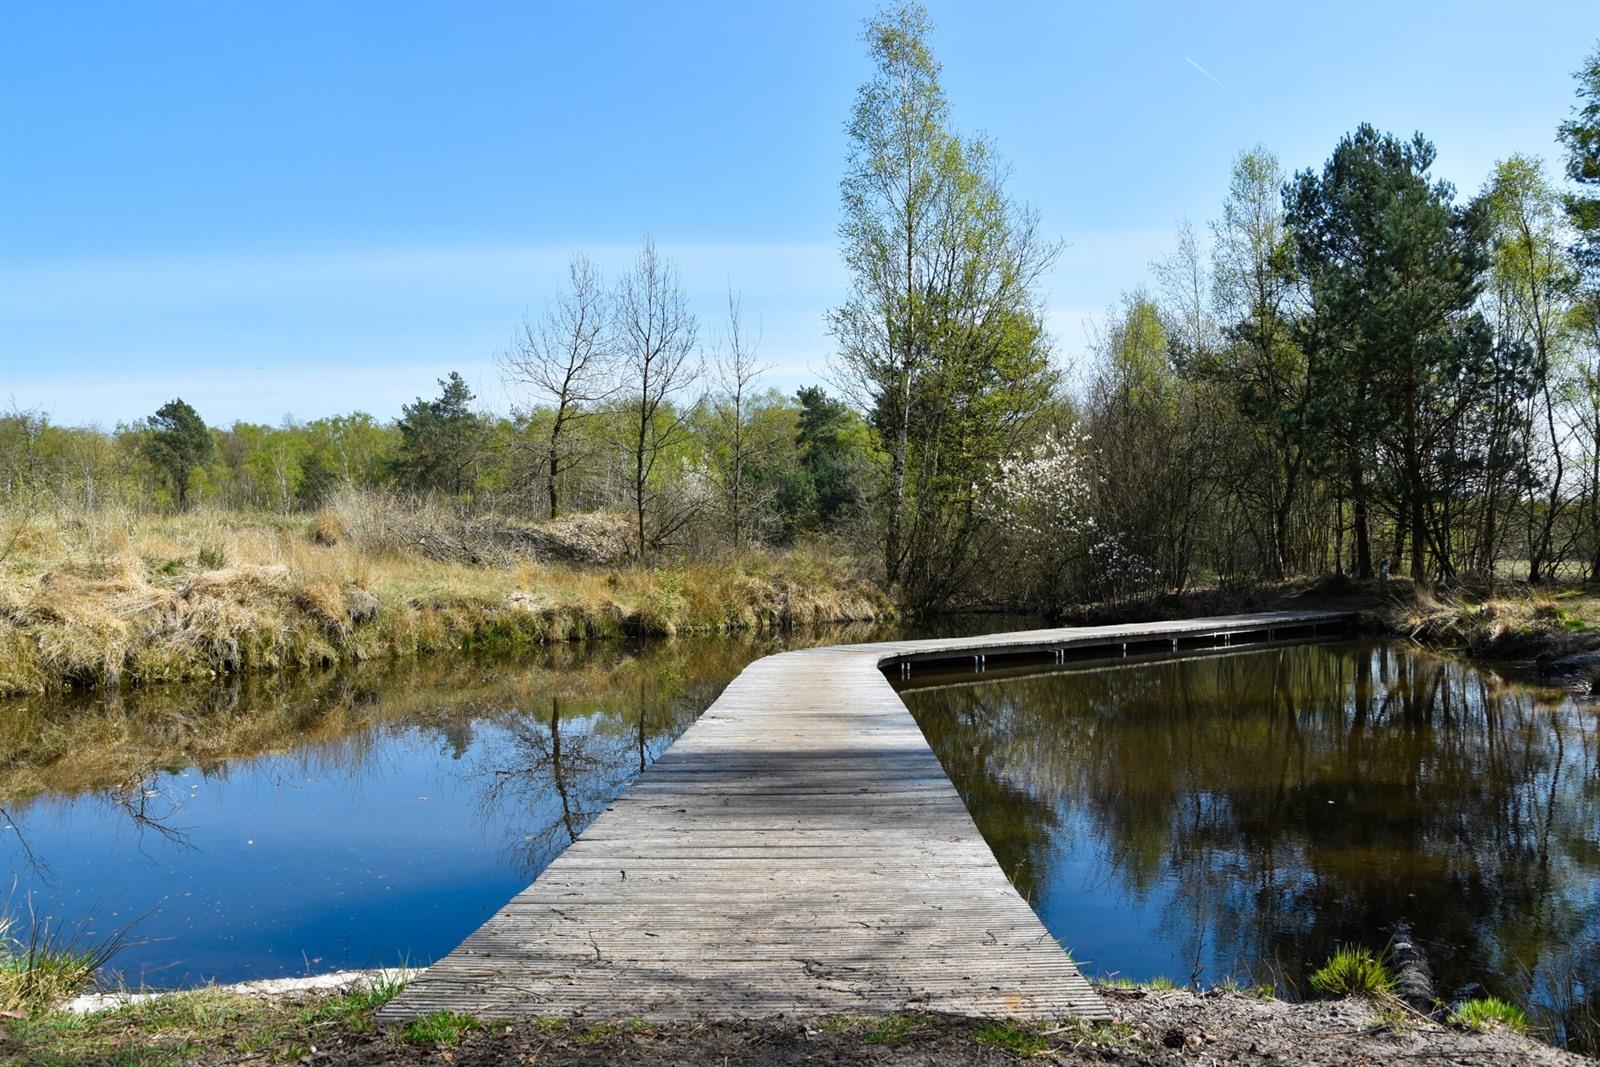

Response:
(0, 492), (890, 696)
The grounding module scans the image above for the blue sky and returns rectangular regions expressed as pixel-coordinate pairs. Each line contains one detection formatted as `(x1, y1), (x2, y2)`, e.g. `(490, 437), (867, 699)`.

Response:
(2, 0), (1596, 427)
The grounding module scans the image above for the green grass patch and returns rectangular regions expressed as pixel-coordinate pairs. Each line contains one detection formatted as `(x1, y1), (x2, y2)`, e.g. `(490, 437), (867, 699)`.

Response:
(398, 1010), (481, 1047)
(1214, 976), (1277, 999)
(818, 1013), (930, 1046)
(858, 1013), (915, 1046)
(1308, 946), (1397, 998)
(570, 1021), (619, 1044)
(3, 978), (410, 1066)
(974, 1021), (1050, 1056)
(0, 903), (132, 1017)
(1449, 997), (1529, 1033)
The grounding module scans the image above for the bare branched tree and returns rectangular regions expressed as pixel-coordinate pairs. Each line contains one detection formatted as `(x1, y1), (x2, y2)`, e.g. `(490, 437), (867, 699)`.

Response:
(615, 237), (700, 558)
(708, 290), (774, 549)
(499, 254), (618, 519)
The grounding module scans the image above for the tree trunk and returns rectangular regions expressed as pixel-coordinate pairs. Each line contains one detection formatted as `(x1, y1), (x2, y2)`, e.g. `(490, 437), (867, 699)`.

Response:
(885, 374), (911, 586)
(547, 416), (562, 520)
(1409, 488), (1426, 583)
(635, 400), (648, 561)
(1350, 455), (1373, 579)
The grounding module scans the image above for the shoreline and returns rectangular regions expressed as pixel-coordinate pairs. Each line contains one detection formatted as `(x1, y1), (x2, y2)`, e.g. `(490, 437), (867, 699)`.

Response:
(11, 971), (1586, 1065)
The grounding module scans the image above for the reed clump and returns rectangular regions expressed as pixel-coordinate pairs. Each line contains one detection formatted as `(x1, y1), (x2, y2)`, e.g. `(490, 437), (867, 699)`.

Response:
(1389, 583), (1600, 661)
(0, 900), (129, 1017)
(1449, 997), (1530, 1034)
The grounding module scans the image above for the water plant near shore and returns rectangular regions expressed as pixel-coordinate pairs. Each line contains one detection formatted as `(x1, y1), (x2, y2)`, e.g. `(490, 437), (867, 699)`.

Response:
(1450, 997), (1531, 1034)
(1308, 947), (1399, 999)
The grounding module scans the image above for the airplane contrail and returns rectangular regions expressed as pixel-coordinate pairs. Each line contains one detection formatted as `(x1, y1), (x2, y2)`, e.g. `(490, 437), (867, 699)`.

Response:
(1185, 57), (1256, 114)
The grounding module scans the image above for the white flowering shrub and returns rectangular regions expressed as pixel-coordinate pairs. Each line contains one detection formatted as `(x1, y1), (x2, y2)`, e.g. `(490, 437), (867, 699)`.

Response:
(1082, 532), (1161, 602)
(977, 428), (1157, 605)
(981, 428), (1096, 543)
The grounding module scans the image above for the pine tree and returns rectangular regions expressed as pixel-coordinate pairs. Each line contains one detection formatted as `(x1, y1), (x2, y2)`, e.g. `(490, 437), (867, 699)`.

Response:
(1288, 126), (1510, 580)
(144, 398), (215, 509)
(393, 372), (485, 497)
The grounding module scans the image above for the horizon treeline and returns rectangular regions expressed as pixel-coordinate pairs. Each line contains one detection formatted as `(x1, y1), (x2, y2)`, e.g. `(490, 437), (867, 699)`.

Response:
(4, 7), (1600, 614)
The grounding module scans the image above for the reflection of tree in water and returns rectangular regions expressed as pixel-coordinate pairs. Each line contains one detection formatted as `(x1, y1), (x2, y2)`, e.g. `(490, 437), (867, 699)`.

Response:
(904, 641), (1600, 1048)
(0, 631), (779, 892)
(915, 687), (1061, 902)
(478, 696), (626, 875)
(470, 644), (759, 879)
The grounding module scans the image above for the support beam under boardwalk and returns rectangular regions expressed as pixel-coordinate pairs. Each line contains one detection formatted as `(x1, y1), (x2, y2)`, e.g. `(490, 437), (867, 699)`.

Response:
(381, 612), (1347, 1023)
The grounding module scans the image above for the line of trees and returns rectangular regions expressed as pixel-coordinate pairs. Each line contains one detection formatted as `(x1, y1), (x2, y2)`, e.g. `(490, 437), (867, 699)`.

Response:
(842, 8), (1600, 610)
(5, 6), (1600, 616)
(1051, 78), (1600, 597)
(0, 312), (876, 561)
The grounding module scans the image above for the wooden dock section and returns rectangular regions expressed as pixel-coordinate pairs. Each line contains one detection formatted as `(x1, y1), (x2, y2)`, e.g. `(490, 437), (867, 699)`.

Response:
(382, 611), (1347, 1022)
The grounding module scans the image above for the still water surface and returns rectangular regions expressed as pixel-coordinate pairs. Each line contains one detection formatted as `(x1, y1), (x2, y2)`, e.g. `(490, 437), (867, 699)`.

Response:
(2, 617), (1047, 988)
(0, 628), (899, 987)
(897, 639), (1600, 1047)
(3, 632), (1596, 1048)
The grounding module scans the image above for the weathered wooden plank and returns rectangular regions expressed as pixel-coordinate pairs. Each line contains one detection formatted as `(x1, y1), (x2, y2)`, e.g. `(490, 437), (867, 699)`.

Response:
(380, 612), (1348, 1024)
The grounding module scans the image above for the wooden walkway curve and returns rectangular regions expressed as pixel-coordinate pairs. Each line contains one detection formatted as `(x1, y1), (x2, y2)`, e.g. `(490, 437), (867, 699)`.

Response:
(381, 611), (1347, 1022)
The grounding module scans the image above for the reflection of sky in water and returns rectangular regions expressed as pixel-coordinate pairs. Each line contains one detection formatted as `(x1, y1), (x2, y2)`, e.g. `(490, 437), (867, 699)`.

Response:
(5, 716), (647, 987)
(0, 626), (772, 989)
(900, 640), (1600, 1049)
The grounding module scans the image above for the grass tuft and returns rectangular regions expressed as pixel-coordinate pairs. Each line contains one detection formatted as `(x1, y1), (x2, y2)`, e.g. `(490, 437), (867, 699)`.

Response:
(1449, 997), (1530, 1033)
(820, 1013), (926, 1046)
(0, 897), (130, 1017)
(973, 1021), (1050, 1055)
(858, 1014), (916, 1046)
(398, 1010), (481, 1047)
(1308, 946), (1397, 999)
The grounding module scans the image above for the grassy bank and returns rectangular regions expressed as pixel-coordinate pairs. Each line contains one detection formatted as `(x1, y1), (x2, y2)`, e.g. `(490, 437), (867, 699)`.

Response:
(0, 497), (890, 697)
(1389, 583), (1600, 663)
(1048, 572), (1600, 685)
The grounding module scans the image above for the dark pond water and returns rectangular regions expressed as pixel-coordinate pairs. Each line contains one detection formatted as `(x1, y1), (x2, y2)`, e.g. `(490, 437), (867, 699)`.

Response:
(896, 639), (1600, 1049)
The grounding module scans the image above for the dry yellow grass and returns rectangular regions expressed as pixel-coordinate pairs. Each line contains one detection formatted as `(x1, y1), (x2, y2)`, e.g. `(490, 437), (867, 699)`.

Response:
(0, 499), (890, 696)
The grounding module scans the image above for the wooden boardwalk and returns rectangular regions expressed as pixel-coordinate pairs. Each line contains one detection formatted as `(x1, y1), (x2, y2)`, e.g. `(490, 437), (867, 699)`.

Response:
(381, 612), (1346, 1022)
